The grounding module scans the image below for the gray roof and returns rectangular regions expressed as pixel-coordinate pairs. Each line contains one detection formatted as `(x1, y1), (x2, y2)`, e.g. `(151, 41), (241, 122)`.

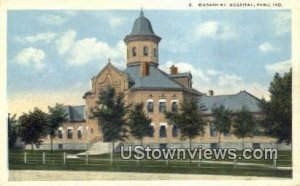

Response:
(199, 91), (261, 114)
(63, 105), (85, 122)
(131, 10), (155, 35)
(124, 10), (161, 43)
(123, 64), (183, 90)
(169, 72), (192, 78)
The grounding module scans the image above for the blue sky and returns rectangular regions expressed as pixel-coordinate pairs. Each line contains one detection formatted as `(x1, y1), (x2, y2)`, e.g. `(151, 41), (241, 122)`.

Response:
(7, 10), (291, 115)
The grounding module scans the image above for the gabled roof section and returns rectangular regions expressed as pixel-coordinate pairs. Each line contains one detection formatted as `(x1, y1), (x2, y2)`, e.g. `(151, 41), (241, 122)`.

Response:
(62, 105), (85, 122)
(199, 90), (261, 114)
(123, 65), (184, 90)
(94, 62), (127, 80)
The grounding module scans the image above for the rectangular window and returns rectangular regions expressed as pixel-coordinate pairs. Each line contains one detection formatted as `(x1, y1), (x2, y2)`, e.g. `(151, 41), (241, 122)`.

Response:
(77, 130), (82, 140)
(149, 125), (154, 137)
(210, 143), (218, 149)
(58, 144), (63, 149)
(153, 48), (157, 57)
(132, 47), (136, 57)
(159, 102), (167, 113)
(159, 143), (167, 149)
(171, 101), (178, 112)
(147, 101), (154, 113)
(159, 125), (167, 138)
(67, 129), (73, 139)
(210, 123), (217, 137)
(58, 130), (63, 139)
(252, 143), (261, 149)
(143, 46), (148, 56)
(172, 124), (178, 137)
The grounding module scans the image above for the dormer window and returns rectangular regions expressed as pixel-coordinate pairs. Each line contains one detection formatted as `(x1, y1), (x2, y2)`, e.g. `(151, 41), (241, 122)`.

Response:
(132, 47), (137, 57)
(143, 46), (148, 56)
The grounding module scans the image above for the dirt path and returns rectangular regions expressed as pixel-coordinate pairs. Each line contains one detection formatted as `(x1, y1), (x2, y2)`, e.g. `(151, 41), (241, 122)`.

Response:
(9, 170), (288, 181)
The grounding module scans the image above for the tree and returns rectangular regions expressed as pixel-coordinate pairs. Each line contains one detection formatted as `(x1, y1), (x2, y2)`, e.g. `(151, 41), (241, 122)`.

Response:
(259, 69), (292, 144)
(19, 108), (48, 152)
(233, 107), (256, 149)
(211, 105), (232, 148)
(47, 104), (68, 159)
(127, 103), (152, 145)
(8, 113), (18, 149)
(165, 98), (206, 151)
(91, 86), (128, 161)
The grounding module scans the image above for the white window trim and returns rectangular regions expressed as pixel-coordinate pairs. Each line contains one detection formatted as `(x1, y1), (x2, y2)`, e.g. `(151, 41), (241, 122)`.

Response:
(171, 100), (178, 103)
(150, 123), (155, 126)
(160, 123), (168, 128)
(147, 99), (154, 103)
(159, 99), (167, 102)
(58, 127), (63, 131)
(77, 127), (82, 131)
(67, 127), (73, 130)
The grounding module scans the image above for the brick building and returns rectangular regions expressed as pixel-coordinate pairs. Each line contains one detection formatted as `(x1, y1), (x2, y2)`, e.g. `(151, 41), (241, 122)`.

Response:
(35, 10), (290, 151)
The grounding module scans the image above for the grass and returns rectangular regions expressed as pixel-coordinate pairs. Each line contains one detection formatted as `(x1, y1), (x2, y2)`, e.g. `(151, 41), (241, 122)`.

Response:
(8, 149), (292, 178)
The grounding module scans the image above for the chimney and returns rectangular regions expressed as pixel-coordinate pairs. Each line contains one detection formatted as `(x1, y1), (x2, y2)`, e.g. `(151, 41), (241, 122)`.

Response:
(170, 65), (178, 75)
(208, 90), (214, 96)
(141, 62), (149, 76)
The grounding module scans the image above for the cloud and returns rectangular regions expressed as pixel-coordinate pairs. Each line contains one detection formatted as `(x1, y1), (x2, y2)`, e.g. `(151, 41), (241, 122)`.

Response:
(273, 11), (291, 36)
(195, 21), (236, 40)
(55, 30), (126, 67)
(55, 30), (76, 55)
(160, 60), (269, 99)
(258, 42), (279, 53)
(38, 15), (67, 26)
(15, 32), (57, 43)
(109, 16), (126, 28)
(15, 47), (46, 70)
(265, 60), (291, 75)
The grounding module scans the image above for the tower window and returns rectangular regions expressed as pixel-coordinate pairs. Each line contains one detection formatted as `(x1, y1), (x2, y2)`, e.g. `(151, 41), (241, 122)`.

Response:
(77, 129), (82, 140)
(132, 47), (136, 57)
(153, 48), (157, 57)
(143, 46), (148, 56)
(58, 129), (63, 139)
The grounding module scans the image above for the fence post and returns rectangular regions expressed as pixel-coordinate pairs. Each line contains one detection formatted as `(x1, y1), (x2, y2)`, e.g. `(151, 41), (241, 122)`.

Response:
(24, 152), (27, 164)
(166, 159), (169, 167)
(43, 152), (45, 164)
(137, 159), (139, 166)
(273, 158), (277, 170)
(234, 159), (237, 169)
(86, 152), (89, 165)
(63, 152), (66, 165)
(198, 159), (202, 167)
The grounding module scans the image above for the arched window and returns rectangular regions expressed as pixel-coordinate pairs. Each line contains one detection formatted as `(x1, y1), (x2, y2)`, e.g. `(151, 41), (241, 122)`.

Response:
(143, 46), (148, 56)
(171, 101), (178, 112)
(132, 47), (136, 57)
(172, 124), (178, 137)
(159, 125), (167, 138)
(147, 100), (154, 113)
(159, 99), (167, 113)
(153, 48), (157, 57)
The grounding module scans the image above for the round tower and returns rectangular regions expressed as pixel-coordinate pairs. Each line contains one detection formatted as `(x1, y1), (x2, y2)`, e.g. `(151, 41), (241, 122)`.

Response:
(123, 10), (161, 67)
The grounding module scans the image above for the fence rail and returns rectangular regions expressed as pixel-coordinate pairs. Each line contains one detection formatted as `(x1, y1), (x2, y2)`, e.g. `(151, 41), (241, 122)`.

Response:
(8, 151), (292, 171)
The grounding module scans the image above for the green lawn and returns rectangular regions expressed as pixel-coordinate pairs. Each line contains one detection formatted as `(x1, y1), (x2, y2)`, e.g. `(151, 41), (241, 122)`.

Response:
(8, 149), (292, 178)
